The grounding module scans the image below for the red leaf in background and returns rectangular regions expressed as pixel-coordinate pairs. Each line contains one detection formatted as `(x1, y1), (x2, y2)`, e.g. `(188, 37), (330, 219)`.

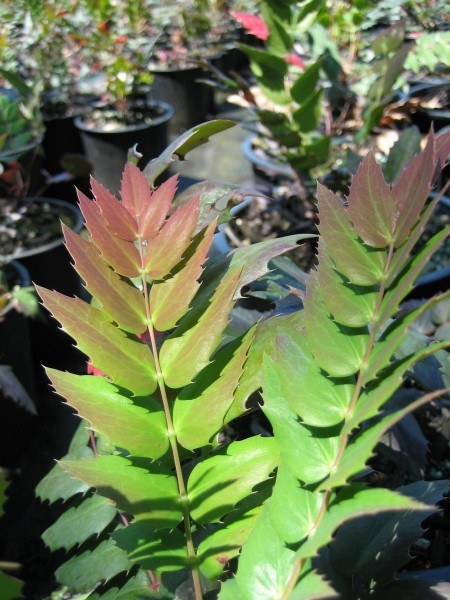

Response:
(284, 52), (306, 70)
(231, 12), (269, 41)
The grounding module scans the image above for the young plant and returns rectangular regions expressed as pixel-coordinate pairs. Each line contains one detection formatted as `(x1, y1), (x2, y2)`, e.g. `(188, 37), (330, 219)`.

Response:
(35, 122), (308, 597)
(230, 2), (330, 178)
(222, 129), (450, 598)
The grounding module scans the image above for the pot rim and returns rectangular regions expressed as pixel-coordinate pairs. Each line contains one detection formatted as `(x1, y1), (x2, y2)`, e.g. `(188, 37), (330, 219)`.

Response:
(74, 100), (174, 135)
(0, 197), (83, 264)
(241, 136), (295, 177)
(0, 134), (44, 163)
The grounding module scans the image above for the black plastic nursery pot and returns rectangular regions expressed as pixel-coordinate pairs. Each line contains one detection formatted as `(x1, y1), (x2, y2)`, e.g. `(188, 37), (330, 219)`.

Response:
(1, 198), (83, 296)
(75, 101), (173, 194)
(0, 136), (44, 197)
(149, 66), (214, 138)
(0, 261), (36, 463)
(1, 198), (83, 374)
(42, 100), (96, 203)
(241, 135), (295, 192)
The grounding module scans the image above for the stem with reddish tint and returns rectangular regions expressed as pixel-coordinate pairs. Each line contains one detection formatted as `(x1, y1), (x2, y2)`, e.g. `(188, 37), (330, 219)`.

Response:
(138, 240), (203, 600)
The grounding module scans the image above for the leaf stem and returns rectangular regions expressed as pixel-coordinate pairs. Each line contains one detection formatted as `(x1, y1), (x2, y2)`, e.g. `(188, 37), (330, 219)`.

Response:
(138, 240), (203, 600)
(282, 243), (395, 597)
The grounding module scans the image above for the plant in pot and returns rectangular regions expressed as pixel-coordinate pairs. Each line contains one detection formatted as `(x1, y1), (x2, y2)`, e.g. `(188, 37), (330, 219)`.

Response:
(148, 0), (242, 137)
(209, 1), (333, 271)
(0, 1), (96, 196)
(33, 122), (450, 598)
(73, 0), (173, 193)
(0, 75), (85, 373)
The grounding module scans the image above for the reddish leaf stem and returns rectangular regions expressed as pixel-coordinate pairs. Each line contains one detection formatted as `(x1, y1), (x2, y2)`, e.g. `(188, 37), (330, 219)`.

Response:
(138, 240), (203, 600)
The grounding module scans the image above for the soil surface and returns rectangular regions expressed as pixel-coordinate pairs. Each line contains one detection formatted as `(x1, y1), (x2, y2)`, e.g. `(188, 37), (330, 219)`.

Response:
(0, 198), (78, 259)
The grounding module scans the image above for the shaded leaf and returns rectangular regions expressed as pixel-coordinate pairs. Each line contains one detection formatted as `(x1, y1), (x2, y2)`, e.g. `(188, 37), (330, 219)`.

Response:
(174, 328), (255, 450)
(113, 524), (187, 572)
(43, 494), (117, 552)
(188, 437), (278, 524)
(330, 480), (449, 585)
(56, 539), (131, 594)
(47, 370), (168, 459)
(60, 455), (182, 529)
(296, 484), (427, 560)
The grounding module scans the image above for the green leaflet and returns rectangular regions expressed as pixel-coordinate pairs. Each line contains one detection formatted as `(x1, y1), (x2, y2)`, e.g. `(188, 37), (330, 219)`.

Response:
(0, 573), (23, 600)
(262, 356), (341, 484)
(292, 569), (340, 599)
(241, 44), (289, 105)
(63, 225), (146, 334)
(173, 328), (255, 450)
(268, 465), (323, 545)
(318, 391), (444, 492)
(187, 437), (279, 524)
(378, 228), (450, 324)
(222, 508), (296, 600)
(363, 293), (450, 384)
(290, 58), (323, 104)
(317, 243), (378, 328)
(42, 494), (117, 552)
(36, 424), (93, 503)
(266, 330), (353, 427)
(228, 312), (303, 420)
(143, 119), (236, 184)
(47, 370), (169, 459)
(303, 270), (369, 377)
(60, 455), (182, 529)
(345, 341), (450, 434)
(296, 485), (427, 561)
(197, 480), (273, 579)
(56, 539), (131, 594)
(292, 89), (323, 133)
(37, 288), (157, 395)
(160, 269), (241, 389)
(113, 524), (187, 572)
(88, 571), (155, 599)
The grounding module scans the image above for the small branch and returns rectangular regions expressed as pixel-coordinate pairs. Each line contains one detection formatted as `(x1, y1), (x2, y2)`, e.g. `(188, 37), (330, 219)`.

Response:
(283, 242), (395, 594)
